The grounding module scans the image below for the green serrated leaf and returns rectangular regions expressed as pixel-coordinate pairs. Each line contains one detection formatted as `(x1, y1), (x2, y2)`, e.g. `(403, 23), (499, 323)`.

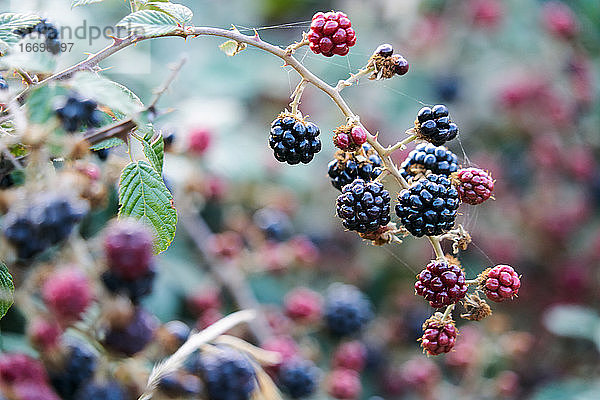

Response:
(118, 161), (176, 253)
(117, 10), (182, 38)
(0, 262), (14, 320)
(141, 133), (164, 174)
(89, 137), (125, 150)
(219, 39), (247, 57)
(69, 72), (142, 115)
(0, 13), (41, 46)
(71, 0), (105, 8)
(142, 2), (193, 24)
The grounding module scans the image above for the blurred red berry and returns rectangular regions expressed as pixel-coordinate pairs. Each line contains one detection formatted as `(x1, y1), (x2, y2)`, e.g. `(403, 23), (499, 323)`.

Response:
(480, 265), (521, 302)
(103, 218), (154, 280)
(195, 308), (223, 330)
(542, 2), (579, 39)
(188, 127), (212, 155)
(284, 287), (322, 323)
(0, 353), (48, 385)
(28, 318), (62, 351)
(327, 369), (362, 399)
(187, 287), (221, 316)
(42, 268), (92, 322)
(495, 370), (520, 398)
(207, 231), (244, 259)
(309, 11), (356, 57)
(332, 341), (367, 372)
(470, 0), (503, 29)
(400, 357), (440, 392)
(289, 235), (319, 266)
(13, 382), (60, 400)
(262, 335), (299, 366)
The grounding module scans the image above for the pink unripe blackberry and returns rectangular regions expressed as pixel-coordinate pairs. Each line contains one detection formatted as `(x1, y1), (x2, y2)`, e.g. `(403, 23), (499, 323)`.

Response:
(420, 312), (457, 355)
(0, 353), (48, 385)
(188, 127), (212, 155)
(42, 268), (92, 322)
(103, 218), (154, 280)
(327, 369), (361, 400)
(187, 287), (222, 316)
(28, 318), (62, 351)
(284, 287), (322, 323)
(415, 259), (468, 308)
(350, 126), (366, 146)
(332, 341), (367, 372)
(309, 11), (356, 57)
(455, 167), (494, 205)
(479, 264), (521, 302)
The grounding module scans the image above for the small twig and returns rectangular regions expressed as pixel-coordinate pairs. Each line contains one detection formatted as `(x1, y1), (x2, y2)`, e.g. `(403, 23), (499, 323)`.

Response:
(284, 33), (309, 55)
(289, 78), (308, 115)
(428, 236), (445, 260)
(384, 133), (418, 156)
(335, 66), (374, 92)
(465, 279), (479, 285)
(15, 68), (35, 86)
(147, 56), (188, 110)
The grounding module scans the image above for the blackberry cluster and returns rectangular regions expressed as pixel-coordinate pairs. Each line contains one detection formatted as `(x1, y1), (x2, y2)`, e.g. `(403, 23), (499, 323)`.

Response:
(277, 358), (320, 399)
(327, 144), (383, 191)
(479, 265), (521, 302)
(50, 339), (98, 400)
(0, 74), (7, 91)
(194, 348), (256, 400)
(75, 380), (126, 400)
(103, 308), (158, 356)
(324, 283), (373, 337)
(420, 313), (457, 355)
(415, 105), (459, 145)
(55, 94), (102, 132)
(14, 19), (61, 55)
(415, 260), (468, 308)
(395, 174), (459, 237)
(308, 11), (356, 57)
(269, 114), (322, 165)
(335, 179), (391, 233)
(3, 196), (87, 259)
(101, 266), (156, 304)
(400, 143), (459, 181)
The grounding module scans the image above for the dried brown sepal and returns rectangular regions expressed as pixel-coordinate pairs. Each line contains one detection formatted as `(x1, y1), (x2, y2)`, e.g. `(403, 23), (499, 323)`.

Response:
(476, 267), (492, 287)
(421, 311), (456, 331)
(460, 292), (492, 321)
(444, 254), (462, 269)
(359, 222), (407, 246)
(367, 54), (400, 80)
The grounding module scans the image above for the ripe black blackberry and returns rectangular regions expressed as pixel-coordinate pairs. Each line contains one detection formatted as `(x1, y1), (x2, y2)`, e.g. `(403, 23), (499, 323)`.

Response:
(194, 348), (256, 400)
(335, 179), (391, 233)
(269, 113), (322, 165)
(103, 308), (158, 356)
(415, 104), (458, 145)
(400, 143), (458, 181)
(101, 266), (156, 304)
(50, 338), (98, 400)
(3, 196), (87, 259)
(277, 358), (320, 399)
(395, 174), (460, 237)
(324, 283), (373, 337)
(55, 94), (102, 133)
(328, 144), (383, 191)
(15, 19), (61, 55)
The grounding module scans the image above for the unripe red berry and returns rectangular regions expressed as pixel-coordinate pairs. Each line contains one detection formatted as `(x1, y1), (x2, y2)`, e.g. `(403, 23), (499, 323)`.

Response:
(470, 0), (503, 29)
(308, 11), (356, 57)
(284, 287), (322, 323)
(333, 132), (351, 150)
(262, 336), (299, 368)
(332, 341), (367, 372)
(415, 260), (468, 308)
(400, 357), (440, 391)
(187, 287), (221, 316)
(13, 382), (60, 400)
(479, 265), (521, 302)
(327, 369), (361, 400)
(188, 127), (212, 155)
(195, 308), (224, 330)
(455, 167), (494, 205)
(420, 312), (457, 355)
(103, 218), (154, 280)
(0, 353), (48, 385)
(28, 318), (62, 351)
(42, 268), (93, 322)
(350, 126), (367, 146)
(542, 2), (579, 39)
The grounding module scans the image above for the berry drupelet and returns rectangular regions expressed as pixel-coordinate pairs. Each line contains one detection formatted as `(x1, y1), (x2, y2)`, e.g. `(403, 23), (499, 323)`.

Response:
(415, 104), (459, 145)
(328, 144), (383, 191)
(195, 348), (256, 400)
(420, 312), (458, 355)
(415, 259), (468, 308)
(308, 11), (356, 57)
(479, 265), (521, 302)
(455, 167), (494, 205)
(324, 283), (373, 337)
(336, 179), (391, 233)
(269, 113), (322, 165)
(395, 174), (460, 237)
(400, 143), (459, 181)
(55, 95), (102, 132)
(277, 358), (320, 399)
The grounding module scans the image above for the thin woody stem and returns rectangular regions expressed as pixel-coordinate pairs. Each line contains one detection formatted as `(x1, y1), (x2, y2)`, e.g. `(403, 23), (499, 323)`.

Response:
(442, 304), (455, 322)
(384, 133), (418, 156)
(335, 66), (374, 92)
(428, 236), (445, 260)
(289, 78), (308, 115)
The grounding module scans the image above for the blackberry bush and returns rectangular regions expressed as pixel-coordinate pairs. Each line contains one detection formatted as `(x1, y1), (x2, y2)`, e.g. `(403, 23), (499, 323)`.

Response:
(336, 179), (391, 233)
(328, 144), (383, 191)
(269, 113), (322, 165)
(395, 174), (460, 237)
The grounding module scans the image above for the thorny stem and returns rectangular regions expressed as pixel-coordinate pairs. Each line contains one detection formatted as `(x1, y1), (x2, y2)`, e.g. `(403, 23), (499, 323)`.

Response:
(15, 68), (34, 85)
(384, 133), (418, 156)
(147, 56), (188, 110)
(285, 35), (309, 55)
(335, 66), (375, 92)
(289, 78), (308, 115)
(442, 304), (455, 322)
